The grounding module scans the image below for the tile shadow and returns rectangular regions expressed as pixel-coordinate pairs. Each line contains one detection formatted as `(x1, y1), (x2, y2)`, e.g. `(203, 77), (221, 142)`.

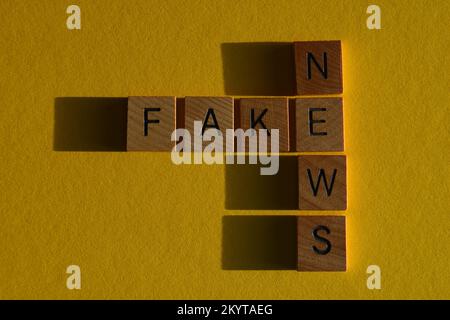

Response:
(222, 216), (297, 270)
(225, 156), (299, 210)
(53, 97), (128, 151)
(221, 42), (296, 96)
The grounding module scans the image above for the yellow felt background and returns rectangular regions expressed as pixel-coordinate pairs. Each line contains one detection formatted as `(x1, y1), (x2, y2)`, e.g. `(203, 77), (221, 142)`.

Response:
(0, 0), (449, 299)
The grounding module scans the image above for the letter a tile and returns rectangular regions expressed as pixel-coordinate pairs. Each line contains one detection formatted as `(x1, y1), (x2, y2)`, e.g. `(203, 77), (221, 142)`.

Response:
(185, 96), (234, 150)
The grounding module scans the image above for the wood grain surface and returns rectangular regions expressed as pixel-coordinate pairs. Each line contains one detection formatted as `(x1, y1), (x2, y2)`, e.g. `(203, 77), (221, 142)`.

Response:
(127, 96), (176, 151)
(294, 41), (343, 95)
(298, 155), (347, 210)
(237, 98), (289, 152)
(297, 215), (346, 271)
(184, 96), (234, 150)
(294, 97), (344, 151)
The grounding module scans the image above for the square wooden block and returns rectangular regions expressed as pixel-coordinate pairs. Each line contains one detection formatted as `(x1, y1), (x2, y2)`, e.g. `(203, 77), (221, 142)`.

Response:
(298, 155), (346, 210)
(127, 96), (176, 151)
(294, 97), (344, 152)
(297, 216), (346, 271)
(184, 97), (234, 150)
(294, 41), (343, 95)
(237, 98), (289, 152)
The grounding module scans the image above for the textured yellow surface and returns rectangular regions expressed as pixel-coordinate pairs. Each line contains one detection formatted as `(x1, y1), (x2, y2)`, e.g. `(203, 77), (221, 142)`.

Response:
(0, 0), (449, 299)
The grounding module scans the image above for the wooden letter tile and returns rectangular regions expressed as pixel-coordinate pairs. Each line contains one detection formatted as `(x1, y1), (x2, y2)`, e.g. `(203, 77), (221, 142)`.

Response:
(184, 96), (234, 149)
(298, 155), (346, 210)
(127, 96), (176, 151)
(237, 98), (289, 152)
(297, 216), (346, 271)
(294, 41), (343, 95)
(295, 97), (343, 152)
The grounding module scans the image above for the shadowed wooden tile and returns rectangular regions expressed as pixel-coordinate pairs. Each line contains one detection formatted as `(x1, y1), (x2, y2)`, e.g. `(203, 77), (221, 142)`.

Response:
(297, 215), (346, 271)
(294, 41), (343, 95)
(184, 96), (234, 150)
(237, 98), (289, 152)
(294, 97), (344, 151)
(298, 155), (346, 210)
(127, 96), (176, 151)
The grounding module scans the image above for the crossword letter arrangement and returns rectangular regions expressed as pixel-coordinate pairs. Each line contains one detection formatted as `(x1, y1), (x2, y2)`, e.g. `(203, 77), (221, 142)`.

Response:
(127, 96), (343, 153)
(126, 40), (347, 271)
